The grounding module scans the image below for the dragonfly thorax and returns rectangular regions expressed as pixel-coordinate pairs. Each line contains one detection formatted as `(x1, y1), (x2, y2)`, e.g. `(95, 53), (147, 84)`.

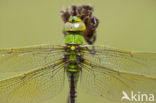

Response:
(65, 34), (85, 45)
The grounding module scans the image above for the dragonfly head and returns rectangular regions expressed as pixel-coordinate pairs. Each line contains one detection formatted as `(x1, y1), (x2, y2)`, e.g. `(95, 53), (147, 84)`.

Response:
(64, 16), (86, 32)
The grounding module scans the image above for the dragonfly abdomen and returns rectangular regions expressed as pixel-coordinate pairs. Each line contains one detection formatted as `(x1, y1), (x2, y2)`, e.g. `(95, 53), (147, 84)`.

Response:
(64, 53), (82, 72)
(66, 71), (79, 103)
(64, 44), (84, 72)
(64, 44), (83, 103)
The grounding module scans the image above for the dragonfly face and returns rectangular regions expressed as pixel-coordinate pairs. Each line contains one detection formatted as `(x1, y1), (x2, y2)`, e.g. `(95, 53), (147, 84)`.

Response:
(64, 16), (86, 32)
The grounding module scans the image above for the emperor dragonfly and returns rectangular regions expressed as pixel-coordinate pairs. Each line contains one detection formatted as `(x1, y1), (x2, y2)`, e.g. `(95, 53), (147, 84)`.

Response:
(0, 5), (156, 103)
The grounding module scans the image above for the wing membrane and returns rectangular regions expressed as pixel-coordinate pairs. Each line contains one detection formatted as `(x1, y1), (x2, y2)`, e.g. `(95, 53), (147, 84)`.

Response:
(0, 44), (64, 74)
(0, 59), (65, 103)
(80, 60), (156, 103)
(83, 45), (156, 78)
(80, 45), (156, 102)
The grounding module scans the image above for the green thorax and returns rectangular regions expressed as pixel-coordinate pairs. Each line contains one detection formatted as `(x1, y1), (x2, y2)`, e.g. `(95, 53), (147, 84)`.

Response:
(65, 33), (84, 45)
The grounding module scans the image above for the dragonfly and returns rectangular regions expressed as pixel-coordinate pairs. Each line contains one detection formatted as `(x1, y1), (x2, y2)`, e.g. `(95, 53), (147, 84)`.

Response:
(0, 5), (156, 103)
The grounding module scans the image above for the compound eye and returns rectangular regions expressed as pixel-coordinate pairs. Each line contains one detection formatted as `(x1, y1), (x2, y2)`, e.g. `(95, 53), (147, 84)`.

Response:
(74, 23), (80, 28)
(68, 16), (82, 22)
(74, 17), (81, 22)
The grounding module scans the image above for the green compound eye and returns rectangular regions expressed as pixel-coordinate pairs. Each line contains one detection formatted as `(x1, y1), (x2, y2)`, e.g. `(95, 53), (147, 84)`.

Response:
(68, 16), (81, 22)
(64, 17), (86, 32)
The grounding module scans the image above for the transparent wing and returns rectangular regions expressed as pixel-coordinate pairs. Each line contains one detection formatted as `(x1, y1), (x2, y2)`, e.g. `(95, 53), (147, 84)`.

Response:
(0, 44), (64, 74)
(0, 59), (65, 103)
(80, 60), (156, 103)
(83, 45), (156, 78)
(80, 45), (156, 102)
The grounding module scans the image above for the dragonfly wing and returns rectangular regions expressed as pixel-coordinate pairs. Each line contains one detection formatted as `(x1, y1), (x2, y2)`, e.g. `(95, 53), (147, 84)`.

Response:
(80, 60), (156, 102)
(80, 45), (156, 102)
(0, 60), (65, 103)
(83, 45), (156, 78)
(0, 44), (64, 74)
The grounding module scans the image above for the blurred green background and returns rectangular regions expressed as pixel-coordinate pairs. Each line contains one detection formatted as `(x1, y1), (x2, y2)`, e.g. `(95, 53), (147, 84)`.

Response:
(0, 0), (156, 103)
